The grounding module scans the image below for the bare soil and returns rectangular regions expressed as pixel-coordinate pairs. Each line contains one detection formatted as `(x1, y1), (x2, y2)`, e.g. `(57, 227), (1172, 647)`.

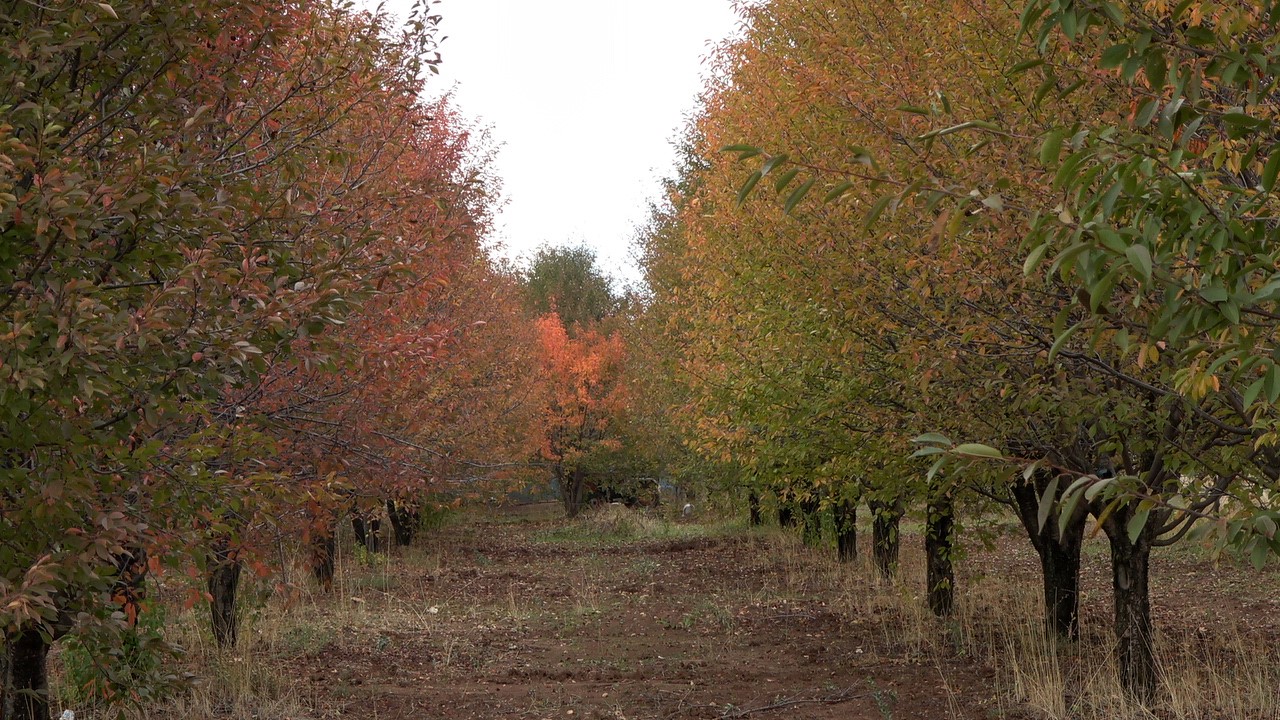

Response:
(136, 504), (1280, 720)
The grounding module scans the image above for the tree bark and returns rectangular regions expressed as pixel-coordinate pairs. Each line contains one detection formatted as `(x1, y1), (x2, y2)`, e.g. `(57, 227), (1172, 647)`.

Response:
(800, 493), (822, 546)
(2, 628), (52, 720)
(207, 539), (242, 648)
(386, 499), (419, 546)
(562, 465), (587, 518)
(748, 492), (762, 527)
(925, 491), (955, 617)
(777, 496), (797, 528)
(311, 527), (336, 592)
(869, 498), (902, 580)
(834, 497), (857, 562)
(1102, 506), (1157, 703)
(1011, 472), (1085, 640)
(351, 514), (383, 554)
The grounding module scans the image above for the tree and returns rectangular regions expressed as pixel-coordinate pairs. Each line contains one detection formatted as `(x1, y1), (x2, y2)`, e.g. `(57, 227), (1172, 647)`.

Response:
(533, 313), (629, 517)
(718, 0), (1280, 702)
(0, 0), (448, 713)
(523, 244), (620, 330)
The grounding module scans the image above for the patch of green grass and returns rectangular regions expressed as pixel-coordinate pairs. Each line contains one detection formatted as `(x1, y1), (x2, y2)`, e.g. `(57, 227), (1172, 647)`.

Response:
(533, 504), (746, 547)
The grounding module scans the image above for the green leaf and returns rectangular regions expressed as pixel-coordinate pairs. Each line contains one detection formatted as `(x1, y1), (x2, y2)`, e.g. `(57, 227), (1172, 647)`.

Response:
(1039, 129), (1066, 168)
(1023, 242), (1050, 276)
(1084, 476), (1114, 501)
(1036, 475), (1060, 531)
(910, 446), (946, 458)
(1243, 377), (1266, 408)
(1007, 58), (1045, 76)
(954, 443), (1003, 459)
(1126, 505), (1150, 543)
(1058, 489), (1083, 535)
(913, 432), (952, 445)
(1125, 244), (1152, 283)
(1263, 152), (1280, 193)
(1266, 363), (1280, 404)
(823, 181), (856, 203)
(783, 178), (816, 215)
(760, 153), (790, 177)
(1100, 43), (1130, 69)
(864, 194), (895, 228)
(1249, 538), (1270, 570)
(773, 168), (801, 193)
(1048, 320), (1086, 363)
(736, 171), (762, 207)
(1200, 285), (1229, 303)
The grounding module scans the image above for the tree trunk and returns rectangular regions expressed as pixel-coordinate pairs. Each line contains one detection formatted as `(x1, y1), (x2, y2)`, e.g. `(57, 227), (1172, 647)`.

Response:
(2, 629), (51, 720)
(386, 499), (419, 546)
(835, 497), (857, 562)
(1011, 473), (1085, 640)
(311, 528), (336, 592)
(777, 497), (797, 528)
(800, 493), (822, 546)
(748, 492), (762, 526)
(869, 498), (902, 580)
(1102, 507), (1157, 703)
(925, 491), (955, 617)
(351, 514), (383, 554)
(207, 539), (242, 648)
(562, 465), (588, 518)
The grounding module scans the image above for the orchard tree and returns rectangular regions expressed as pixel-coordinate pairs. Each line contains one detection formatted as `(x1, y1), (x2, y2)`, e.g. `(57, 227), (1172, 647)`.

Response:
(719, 0), (1280, 702)
(0, 0), (448, 713)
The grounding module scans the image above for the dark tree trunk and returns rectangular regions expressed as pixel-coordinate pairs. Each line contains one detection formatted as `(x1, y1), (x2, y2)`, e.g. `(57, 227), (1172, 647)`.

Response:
(800, 493), (822, 546)
(1102, 507), (1157, 703)
(925, 491), (955, 617)
(207, 539), (242, 648)
(351, 515), (383, 554)
(2, 629), (51, 720)
(386, 499), (419, 546)
(869, 498), (902, 580)
(562, 466), (587, 518)
(1011, 472), (1086, 640)
(777, 498), (797, 528)
(748, 492), (762, 526)
(311, 529), (336, 592)
(835, 497), (857, 562)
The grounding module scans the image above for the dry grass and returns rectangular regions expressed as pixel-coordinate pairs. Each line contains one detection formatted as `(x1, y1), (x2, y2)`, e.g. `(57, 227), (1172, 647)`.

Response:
(50, 507), (1280, 720)
(760, 527), (1280, 720)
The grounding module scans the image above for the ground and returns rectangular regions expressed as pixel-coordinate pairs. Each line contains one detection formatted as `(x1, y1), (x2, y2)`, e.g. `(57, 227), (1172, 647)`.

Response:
(55, 503), (1280, 720)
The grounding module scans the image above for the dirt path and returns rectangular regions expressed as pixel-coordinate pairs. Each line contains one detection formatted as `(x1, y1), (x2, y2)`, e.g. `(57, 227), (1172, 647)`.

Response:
(271, 509), (1000, 720)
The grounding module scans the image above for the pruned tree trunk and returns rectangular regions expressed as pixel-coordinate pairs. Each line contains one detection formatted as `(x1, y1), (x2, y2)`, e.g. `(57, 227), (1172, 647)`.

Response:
(207, 538), (242, 648)
(1011, 472), (1086, 640)
(835, 497), (857, 562)
(925, 491), (955, 617)
(1102, 506), (1157, 703)
(2, 629), (52, 720)
(869, 498), (902, 580)
(386, 499), (419, 546)
(748, 492), (762, 526)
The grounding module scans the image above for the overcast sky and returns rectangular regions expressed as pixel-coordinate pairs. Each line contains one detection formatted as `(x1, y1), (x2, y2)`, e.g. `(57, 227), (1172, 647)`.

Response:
(376, 0), (742, 283)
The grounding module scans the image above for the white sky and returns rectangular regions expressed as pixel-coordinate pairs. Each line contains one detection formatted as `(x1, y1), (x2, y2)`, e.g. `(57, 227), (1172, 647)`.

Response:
(376, 0), (742, 284)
